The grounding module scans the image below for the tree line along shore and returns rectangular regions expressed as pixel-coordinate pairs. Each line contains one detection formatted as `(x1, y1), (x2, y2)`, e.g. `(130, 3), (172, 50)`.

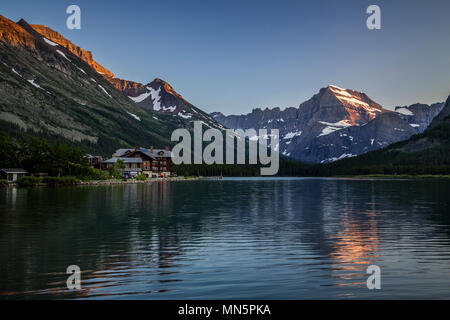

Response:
(1, 117), (450, 189)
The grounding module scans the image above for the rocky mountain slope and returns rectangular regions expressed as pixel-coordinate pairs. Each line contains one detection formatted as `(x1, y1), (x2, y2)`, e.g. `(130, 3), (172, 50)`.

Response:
(429, 96), (450, 129)
(125, 78), (222, 128)
(0, 14), (222, 156)
(0, 15), (185, 155)
(212, 85), (443, 163)
(31, 22), (221, 129)
(317, 94), (450, 175)
(432, 95), (450, 126)
(30, 23), (115, 78)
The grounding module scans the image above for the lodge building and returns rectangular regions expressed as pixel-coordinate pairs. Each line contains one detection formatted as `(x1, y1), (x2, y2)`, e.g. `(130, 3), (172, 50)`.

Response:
(102, 146), (173, 177)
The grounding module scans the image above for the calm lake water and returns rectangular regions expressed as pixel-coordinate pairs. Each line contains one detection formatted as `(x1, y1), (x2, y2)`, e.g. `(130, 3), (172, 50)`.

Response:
(1, 178), (450, 299)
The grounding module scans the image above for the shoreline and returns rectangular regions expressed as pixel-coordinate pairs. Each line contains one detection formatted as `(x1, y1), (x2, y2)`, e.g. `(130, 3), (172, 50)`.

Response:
(2, 174), (450, 188)
(78, 176), (199, 186)
(1, 176), (200, 188)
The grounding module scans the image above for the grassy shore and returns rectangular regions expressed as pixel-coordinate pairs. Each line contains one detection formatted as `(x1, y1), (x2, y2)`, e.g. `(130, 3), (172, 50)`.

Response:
(1, 176), (199, 188)
(78, 176), (199, 186)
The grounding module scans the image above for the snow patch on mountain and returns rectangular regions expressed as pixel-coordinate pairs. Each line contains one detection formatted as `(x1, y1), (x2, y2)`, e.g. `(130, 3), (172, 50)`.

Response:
(43, 37), (58, 46)
(27, 79), (50, 94)
(396, 107), (414, 116)
(12, 68), (22, 77)
(329, 85), (369, 107)
(318, 120), (352, 137)
(163, 106), (177, 112)
(178, 111), (192, 119)
(28, 79), (43, 89)
(283, 131), (302, 140)
(127, 111), (141, 121)
(56, 50), (70, 61)
(98, 84), (112, 98)
(129, 86), (164, 110)
(321, 153), (356, 163)
(128, 90), (150, 103)
(337, 95), (370, 107)
(149, 87), (162, 110)
(76, 66), (86, 74)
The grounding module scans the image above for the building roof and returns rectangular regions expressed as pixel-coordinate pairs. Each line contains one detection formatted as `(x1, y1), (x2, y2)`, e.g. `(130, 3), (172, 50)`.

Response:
(113, 147), (172, 158)
(151, 149), (172, 157)
(85, 154), (102, 159)
(102, 157), (143, 164)
(0, 168), (28, 173)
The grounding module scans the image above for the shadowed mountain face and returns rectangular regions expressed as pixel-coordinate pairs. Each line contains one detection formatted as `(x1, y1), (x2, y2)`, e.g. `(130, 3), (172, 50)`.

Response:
(212, 85), (444, 163)
(0, 14), (224, 156)
(394, 103), (444, 130)
(429, 95), (450, 128)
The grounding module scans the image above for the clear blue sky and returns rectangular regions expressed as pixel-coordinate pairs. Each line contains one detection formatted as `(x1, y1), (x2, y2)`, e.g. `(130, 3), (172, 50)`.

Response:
(1, 0), (450, 114)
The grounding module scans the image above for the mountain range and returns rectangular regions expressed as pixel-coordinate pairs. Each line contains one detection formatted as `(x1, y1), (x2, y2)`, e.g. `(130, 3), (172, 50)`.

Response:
(0, 12), (448, 169)
(0, 14), (221, 156)
(29, 22), (221, 129)
(317, 95), (450, 176)
(211, 85), (444, 163)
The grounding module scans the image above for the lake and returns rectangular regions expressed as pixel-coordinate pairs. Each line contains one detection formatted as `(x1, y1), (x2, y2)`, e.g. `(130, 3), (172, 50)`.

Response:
(1, 178), (450, 299)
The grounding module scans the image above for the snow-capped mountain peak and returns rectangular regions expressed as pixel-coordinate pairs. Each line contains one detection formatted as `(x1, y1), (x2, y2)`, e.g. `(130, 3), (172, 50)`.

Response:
(212, 86), (443, 163)
(326, 84), (385, 122)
